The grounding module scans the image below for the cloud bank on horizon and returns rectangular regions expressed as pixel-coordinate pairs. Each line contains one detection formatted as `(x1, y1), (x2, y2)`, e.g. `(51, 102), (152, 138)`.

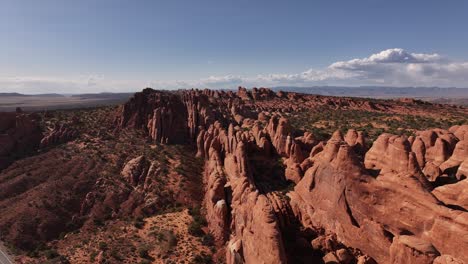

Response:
(2, 48), (468, 94)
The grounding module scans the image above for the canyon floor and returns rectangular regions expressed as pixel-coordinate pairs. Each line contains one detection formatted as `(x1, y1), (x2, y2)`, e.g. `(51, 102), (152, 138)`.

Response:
(0, 87), (467, 264)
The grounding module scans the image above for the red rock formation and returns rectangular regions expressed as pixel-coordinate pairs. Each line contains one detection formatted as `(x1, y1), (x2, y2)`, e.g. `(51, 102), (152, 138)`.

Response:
(204, 148), (229, 245)
(408, 129), (460, 182)
(116, 88), (249, 144)
(457, 158), (468, 179)
(389, 235), (439, 264)
(289, 131), (468, 263)
(224, 141), (287, 264)
(271, 117), (291, 156)
(121, 155), (150, 186)
(195, 117), (290, 263)
(284, 140), (305, 183)
(439, 139), (467, 176)
(2, 87), (467, 263)
(432, 179), (468, 211)
(237, 86), (252, 100)
(251, 87), (276, 100)
(450, 125), (468, 141)
(40, 123), (78, 148)
(113, 88), (468, 264)
(115, 89), (190, 144)
(433, 255), (466, 264)
(295, 131), (318, 151)
(344, 129), (367, 155)
(364, 133), (431, 188)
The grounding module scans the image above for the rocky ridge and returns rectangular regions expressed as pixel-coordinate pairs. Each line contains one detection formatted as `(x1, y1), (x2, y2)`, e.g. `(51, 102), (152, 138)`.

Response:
(115, 87), (468, 263)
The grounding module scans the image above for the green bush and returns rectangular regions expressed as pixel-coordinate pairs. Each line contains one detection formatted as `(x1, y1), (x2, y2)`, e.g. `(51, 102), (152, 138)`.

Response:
(189, 206), (207, 226)
(188, 220), (204, 237)
(201, 233), (215, 247)
(138, 245), (150, 259)
(192, 252), (213, 264)
(98, 241), (108, 251)
(44, 249), (59, 259)
(188, 206), (207, 237)
(90, 251), (98, 262)
(110, 248), (123, 261)
(134, 217), (145, 229)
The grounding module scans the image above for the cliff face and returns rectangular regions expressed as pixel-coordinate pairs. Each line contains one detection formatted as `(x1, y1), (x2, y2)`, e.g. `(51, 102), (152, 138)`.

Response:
(199, 122), (288, 264)
(113, 87), (468, 263)
(115, 89), (191, 144)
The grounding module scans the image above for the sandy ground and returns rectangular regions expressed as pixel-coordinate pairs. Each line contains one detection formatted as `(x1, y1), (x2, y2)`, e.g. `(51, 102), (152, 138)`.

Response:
(53, 209), (212, 264)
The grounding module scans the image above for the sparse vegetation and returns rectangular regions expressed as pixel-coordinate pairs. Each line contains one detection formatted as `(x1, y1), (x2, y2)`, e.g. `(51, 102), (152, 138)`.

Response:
(134, 217), (145, 229)
(201, 233), (215, 247)
(192, 252), (213, 264)
(188, 206), (208, 237)
(138, 245), (150, 259)
(90, 251), (98, 262)
(289, 108), (468, 142)
(43, 249), (59, 259)
(98, 241), (108, 251)
(110, 248), (123, 261)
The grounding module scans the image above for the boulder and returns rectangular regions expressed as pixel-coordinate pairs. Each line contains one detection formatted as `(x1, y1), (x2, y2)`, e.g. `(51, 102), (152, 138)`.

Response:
(389, 236), (439, 264)
(121, 156), (150, 186)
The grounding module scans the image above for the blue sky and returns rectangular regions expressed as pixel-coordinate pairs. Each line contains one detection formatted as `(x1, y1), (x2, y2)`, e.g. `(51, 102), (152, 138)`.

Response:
(1, 0), (468, 93)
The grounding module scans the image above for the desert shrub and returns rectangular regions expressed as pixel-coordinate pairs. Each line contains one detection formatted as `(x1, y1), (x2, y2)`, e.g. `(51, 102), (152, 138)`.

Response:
(98, 241), (108, 251)
(90, 251), (98, 262)
(150, 231), (165, 241)
(174, 164), (186, 176)
(138, 245), (150, 259)
(188, 220), (204, 237)
(44, 249), (59, 259)
(201, 233), (215, 247)
(166, 231), (178, 248)
(110, 248), (123, 261)
(93, 218), (105, 226)
(188, 206), (207, 237)
(26, 249), (40, 258)
(192, 252), (213, 264)
(59, 256), (71, 264)
(189, 206), (207, 226)
(134, 217), (145, 229)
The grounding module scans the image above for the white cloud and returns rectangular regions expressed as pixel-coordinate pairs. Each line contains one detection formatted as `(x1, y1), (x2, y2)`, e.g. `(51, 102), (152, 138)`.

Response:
(329, 49), (442, 71)
(247, 48), (464, 87)
(199, 75), (244, 86)
(322, 48), (467, 86)
(0, 75), (148, 94)
(2, 48), (468, 93)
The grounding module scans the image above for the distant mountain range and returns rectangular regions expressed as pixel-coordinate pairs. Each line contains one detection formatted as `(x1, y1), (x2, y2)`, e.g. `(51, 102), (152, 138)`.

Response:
(2, 87), (467, 99)
(70, 92), (134, 99)
(0, 93), (65, 97)
(272, 86), (468, 98)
